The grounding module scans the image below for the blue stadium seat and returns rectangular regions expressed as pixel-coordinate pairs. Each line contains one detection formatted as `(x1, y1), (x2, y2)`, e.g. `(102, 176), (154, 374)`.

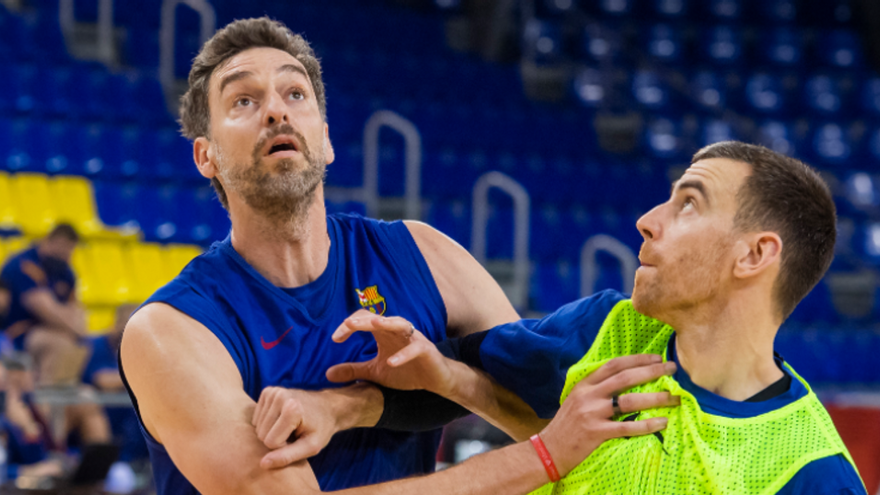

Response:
(644, 117), (685, 161)
(541, 0), (577, 15)
(865, 125), (880, 167)
(421, 149), (471, 199)
(743, 72), (788, 115)
(93, 181), (139, 228)
(4, 118), (37, 172)
(701, 25), (744, 66)
(803, 74), (851, 117)
(860, 77), (880, 117)
(581, 23), (622, 63)
(597, 0), (635, 17)
(689, 70), (727, 114)
(632, 70), (674, 111)
(810, 122), (854, 167)
(651, 0), (689, 18)
(758, 0), (797, 24)
(844, 173), (879, 211)
(531, 205), (567, 262)
(530, 261), (579, 313)
(424, 200), (471, 249)
(699, 119), (739, 148)
(816, 30), (864, 70)
(706, 0), (741, 21)
(643, 24), (683, 65)
(759, 27), (803, 68)
(124, 27), (160, 69)
(785, 281), (839, 326)
(573, 68), (612, 109)
(522, 19), (564, 65)
(433, 0), (463, 12)
(755, 120), (800, 157)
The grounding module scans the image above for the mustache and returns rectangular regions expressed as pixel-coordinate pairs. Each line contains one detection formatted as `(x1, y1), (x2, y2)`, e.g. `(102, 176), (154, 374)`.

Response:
(251, 124), (309, 162)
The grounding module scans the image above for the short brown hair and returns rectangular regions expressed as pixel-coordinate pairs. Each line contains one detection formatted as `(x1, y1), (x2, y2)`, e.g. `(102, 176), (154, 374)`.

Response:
(692, 141), (837, 320)
(179, 17), (327, 209)
(47, 223), (80, 243)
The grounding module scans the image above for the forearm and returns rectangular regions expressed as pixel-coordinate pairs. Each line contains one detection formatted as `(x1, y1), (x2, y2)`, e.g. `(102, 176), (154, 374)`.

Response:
(443, 360), (548, 441)
(323, 382), (384, 430)
(336, 441), (549, 495)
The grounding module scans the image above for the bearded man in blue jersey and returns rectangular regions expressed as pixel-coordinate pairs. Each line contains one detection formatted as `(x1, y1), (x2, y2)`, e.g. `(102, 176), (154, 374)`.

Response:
(120, 17), (676, 495)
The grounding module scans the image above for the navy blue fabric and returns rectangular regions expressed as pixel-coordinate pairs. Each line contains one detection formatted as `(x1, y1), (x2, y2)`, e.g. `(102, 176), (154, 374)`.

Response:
(0, 246), (76, 349)
(83, 335), (148, 462)
(123, 213), (448, 494)
(478, 290), (865, 494)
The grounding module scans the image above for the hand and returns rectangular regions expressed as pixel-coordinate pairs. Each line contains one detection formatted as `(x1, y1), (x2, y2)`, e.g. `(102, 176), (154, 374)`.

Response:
(326, 310), (456, 396)
(537, 354), (680, 476)
(252, 387), (341, 469)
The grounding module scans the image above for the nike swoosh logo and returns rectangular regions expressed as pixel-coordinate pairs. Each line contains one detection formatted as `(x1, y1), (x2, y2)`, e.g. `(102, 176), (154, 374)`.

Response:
(261, 326), (294, 350)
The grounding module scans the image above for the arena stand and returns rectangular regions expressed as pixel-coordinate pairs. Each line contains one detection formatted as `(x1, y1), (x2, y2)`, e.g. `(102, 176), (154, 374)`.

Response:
(0, 0), (878, 492)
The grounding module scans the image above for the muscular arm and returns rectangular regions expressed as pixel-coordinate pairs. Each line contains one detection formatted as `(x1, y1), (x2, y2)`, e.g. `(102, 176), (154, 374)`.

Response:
(21, 289), (85, 336)
(405, 221), (519, 337)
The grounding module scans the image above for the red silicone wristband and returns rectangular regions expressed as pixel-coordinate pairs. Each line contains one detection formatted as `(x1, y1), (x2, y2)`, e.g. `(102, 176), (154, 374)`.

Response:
(529, 434), (561, 482)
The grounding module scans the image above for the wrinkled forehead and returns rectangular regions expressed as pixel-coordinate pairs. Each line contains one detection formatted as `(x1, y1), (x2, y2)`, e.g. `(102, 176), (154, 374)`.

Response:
(678, 157), (752, 205)
(208, 46), (309, 99)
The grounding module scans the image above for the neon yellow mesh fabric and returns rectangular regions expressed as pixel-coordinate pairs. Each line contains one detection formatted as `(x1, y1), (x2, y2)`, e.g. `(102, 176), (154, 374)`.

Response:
(530, 300), (862, 495)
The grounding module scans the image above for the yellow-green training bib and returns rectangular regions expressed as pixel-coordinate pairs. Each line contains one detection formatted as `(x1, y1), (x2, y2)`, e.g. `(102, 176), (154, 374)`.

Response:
(530, 300), (862, 495)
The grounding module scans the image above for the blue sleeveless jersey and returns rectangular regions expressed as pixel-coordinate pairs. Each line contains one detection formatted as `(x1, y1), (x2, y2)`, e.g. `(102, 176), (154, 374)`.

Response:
(121, 214), (448, 494)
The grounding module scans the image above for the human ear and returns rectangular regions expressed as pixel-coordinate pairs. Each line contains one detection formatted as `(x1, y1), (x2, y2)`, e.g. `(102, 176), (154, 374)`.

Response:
(733, 232), (782, 280)
(193, 137), (218, 179)
(323, 124), (335, 165)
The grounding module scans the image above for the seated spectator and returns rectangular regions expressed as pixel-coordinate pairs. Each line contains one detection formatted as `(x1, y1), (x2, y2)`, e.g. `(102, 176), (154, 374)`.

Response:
(82, 304), (148, 464)
(0, 224), (88, 387)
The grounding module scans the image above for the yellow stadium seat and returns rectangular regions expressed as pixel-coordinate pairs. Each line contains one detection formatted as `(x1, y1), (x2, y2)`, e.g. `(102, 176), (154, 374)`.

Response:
(126, 242), (170, 303)
(86, 306), (115, 334)
(50, 176), (137, 240)
(2, 237), (32, 262)
(75, 241), (131, 306)
(164, 244), (203, 279)
(0, 172), (18, 229)
(9, 173), (55, 237)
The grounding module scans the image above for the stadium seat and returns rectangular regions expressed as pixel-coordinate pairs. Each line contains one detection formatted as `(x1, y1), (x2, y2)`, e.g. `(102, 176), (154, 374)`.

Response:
(845, 173), (879, 210)
(8, 172), (55, 236)
(541, 0), (576, 15)
(85, 307), (115, 334)
(860, 77), (880, 117)
(699, 119), (739, 148)
(165, 244), (203, 279)
(651, 0), (689, 18)
(810, 122), (854, 167)
(530, 261), (579, 313)
(743, 72), (788, 115)
(701, 25), (743, 66)
(644, 117), (685, 161)
(125, 242), (171, 302)
(523, 19), (564, 65)
(632, 70), (674, 111)
(643, 23), (683, 65)
(866, 125), (880, 167)
(581, 23), (622, 63)
(93, 181), (140, 228)
(758, 0), (797, 23)
(706, 0), (741, 21)
(755, 120), (801, 157)
(689, 70), (727, 114)
(598, 0), (634, 16)
(759, 27), (803, 68)
(50, 175), (137, 240)
(424, 200), (470, 249)
(816, 30), (864, 70)
(573, 68), (612, 109)
(804, 74), (851, 117)
(74, 240), (132, 306)
(0, 172), (18, 230)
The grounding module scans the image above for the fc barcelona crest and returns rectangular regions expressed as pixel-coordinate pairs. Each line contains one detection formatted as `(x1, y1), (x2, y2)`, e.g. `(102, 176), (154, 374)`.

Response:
(356, 285), (387, 315)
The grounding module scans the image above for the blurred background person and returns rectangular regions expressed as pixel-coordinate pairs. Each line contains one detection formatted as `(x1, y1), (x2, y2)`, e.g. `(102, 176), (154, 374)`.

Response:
(0, 224), (88, 388)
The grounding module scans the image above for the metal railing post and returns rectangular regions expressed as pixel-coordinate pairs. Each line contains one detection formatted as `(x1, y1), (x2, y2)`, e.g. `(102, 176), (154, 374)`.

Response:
(159, 0), (216, 100)
(471, 171), (530, 309)
(362, 110), (423, 220)
(580, 234), (638, 297)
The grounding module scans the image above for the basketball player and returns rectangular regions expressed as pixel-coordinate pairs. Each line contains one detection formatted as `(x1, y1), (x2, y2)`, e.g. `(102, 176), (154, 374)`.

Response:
(325, 142), (867, 494)
(119, 17), (677, 495)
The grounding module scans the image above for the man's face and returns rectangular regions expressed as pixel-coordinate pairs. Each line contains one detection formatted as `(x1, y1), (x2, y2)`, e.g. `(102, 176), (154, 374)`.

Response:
(632, 158), (751, 321)
(203, 47), (332, 220)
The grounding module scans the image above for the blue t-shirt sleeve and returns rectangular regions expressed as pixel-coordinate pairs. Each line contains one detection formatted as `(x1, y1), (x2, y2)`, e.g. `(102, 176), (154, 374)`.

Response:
(1, 258), (42, 296)
(777, 455), (866, 495)
(479, 290), (627, 418)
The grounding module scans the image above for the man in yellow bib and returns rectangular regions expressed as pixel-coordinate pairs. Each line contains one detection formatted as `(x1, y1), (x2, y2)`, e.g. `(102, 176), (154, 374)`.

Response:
(327, 141), (866, 494)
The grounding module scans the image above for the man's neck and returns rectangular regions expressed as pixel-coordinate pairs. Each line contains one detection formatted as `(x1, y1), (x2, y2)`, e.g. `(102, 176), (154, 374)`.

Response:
(228, 188), (331, 288)
(665, 294), (784, 402)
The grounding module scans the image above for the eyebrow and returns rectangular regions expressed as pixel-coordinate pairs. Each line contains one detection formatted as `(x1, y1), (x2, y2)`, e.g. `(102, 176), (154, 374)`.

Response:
(218, 64), (309, 95)
(671, 179), (710, 204)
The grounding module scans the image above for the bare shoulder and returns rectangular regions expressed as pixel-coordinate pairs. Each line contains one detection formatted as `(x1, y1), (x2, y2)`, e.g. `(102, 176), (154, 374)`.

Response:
(404, 221), (518, 337)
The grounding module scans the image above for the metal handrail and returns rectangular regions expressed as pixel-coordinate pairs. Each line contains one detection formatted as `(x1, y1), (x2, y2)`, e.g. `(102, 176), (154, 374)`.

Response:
(59, 0), (115, 64)
(580, 234), (638, 297)
(471, 171), (530, 309)
(159, 0), (216, 99)
(362, 110), (423, 220)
